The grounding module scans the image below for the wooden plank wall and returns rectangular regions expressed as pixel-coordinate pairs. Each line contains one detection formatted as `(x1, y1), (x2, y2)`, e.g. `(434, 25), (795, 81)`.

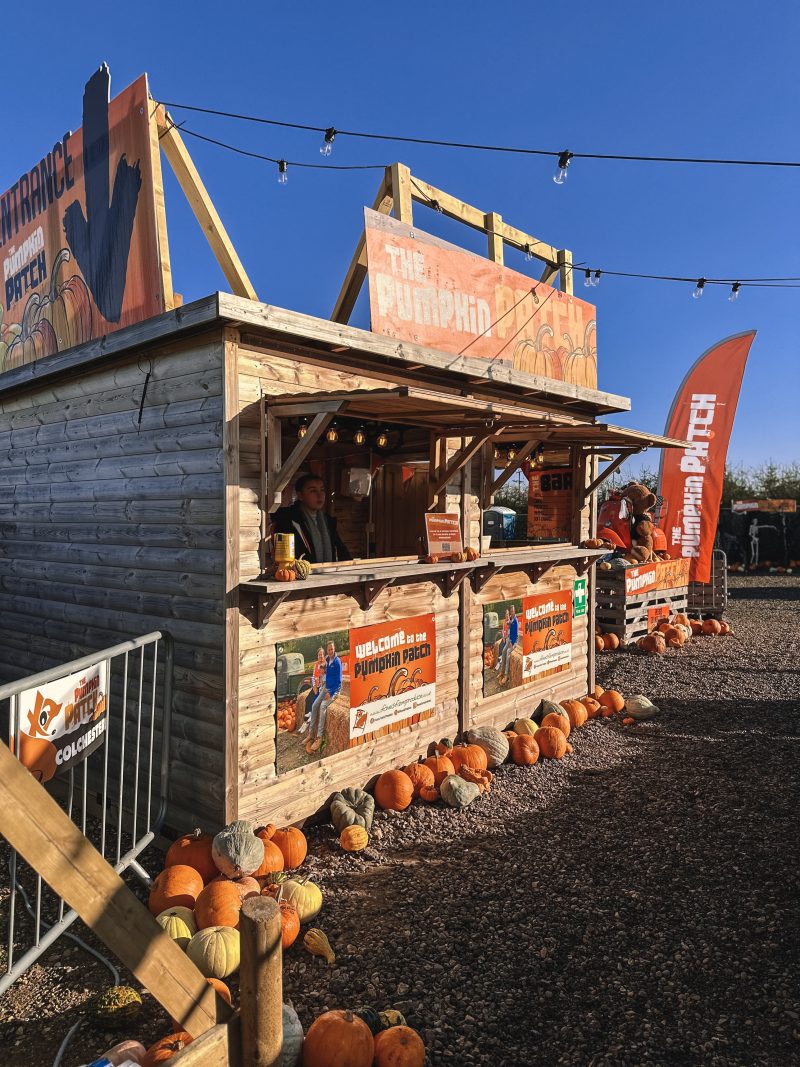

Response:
(0, 335), (228, 830)
(236, 344), (459, 824)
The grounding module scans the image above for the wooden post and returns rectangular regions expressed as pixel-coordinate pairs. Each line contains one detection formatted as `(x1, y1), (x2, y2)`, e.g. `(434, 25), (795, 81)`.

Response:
(485, 212), (504, 264)
(239, 896), (282, 1067)
(390, 163), (413, 224)
(0, 743), (221, 1036)
(558, 249), (574, 295)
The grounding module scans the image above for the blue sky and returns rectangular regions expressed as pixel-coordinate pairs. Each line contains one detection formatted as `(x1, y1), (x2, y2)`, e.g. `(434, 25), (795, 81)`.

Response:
(7, 2), (798, 467)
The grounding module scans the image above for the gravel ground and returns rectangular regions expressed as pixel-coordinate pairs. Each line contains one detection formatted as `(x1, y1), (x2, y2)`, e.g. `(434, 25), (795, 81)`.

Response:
(1, 574), (798, 1066)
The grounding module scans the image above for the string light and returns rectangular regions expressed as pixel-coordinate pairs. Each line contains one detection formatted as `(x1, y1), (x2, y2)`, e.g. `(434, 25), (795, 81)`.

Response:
(320, 127), (336, 156)
(277, 159), (288, 184)
(553, 150), (573, 185)
(297, 420), (308, 439)
(592, 270), (601, 287)
(692, 278), (706, 300)
(325, 422), (339, 443)
(525, 244), (534, 262)
(353, 426), (367, 446)
(493, 446), (501, 460)
(728, 282), (741, 302)
(507, 447), (517, 461)
(376, 429), (390, 449)
(584, 269), (592, 288)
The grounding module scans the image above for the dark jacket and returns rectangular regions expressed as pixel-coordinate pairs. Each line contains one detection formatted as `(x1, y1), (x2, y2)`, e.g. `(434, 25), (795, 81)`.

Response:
(272, 501), (352, 564)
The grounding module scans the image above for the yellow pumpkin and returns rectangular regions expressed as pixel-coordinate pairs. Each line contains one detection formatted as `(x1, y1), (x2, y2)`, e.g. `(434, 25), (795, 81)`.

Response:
(281, 878), (323, 922)
(155, 906), (197, 950)
(512, 717), (538, 736)
(339, 826), (369, 852)
(186, 926), (241, 979)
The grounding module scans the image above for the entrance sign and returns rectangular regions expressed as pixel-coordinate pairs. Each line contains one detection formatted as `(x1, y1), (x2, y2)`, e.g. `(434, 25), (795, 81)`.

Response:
(424, 513), (463, 557)
(0, 67), (165, 374)
(521, 590), (573, 681)
(364, 209), (597, 388)
(16, 663), (108, 783)
(658, 331), (756, 583)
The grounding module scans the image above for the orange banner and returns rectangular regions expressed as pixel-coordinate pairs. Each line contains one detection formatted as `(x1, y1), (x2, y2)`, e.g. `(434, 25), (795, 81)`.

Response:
(658, 332), (756, 583)
(0, 68), (164, 375)
(364, 209), (597, 388)
(521, 590), (573, 681)
(349, 614), (436, 738)
(624, 558), (690, 596)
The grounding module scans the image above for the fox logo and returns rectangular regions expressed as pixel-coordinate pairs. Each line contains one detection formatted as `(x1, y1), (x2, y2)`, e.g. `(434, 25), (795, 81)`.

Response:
(353, 708), (368, 732)
(26, 692), (63, 739)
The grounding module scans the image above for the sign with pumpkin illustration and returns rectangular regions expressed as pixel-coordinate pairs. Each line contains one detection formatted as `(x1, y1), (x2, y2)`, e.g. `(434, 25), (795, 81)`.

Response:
(15, 662), (108, 784)
(521, 589), (573, 681)
(0, 66), (165, 375)
(364, 209), (597, 388)
(349, 614), (436, 739)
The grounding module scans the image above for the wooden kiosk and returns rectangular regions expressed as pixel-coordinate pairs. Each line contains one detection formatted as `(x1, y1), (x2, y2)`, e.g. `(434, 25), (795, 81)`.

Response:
(0, 86), (687, 830)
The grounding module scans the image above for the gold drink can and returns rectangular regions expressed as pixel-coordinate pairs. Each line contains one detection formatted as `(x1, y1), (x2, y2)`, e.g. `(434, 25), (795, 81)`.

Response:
(274, 532), (295, 563)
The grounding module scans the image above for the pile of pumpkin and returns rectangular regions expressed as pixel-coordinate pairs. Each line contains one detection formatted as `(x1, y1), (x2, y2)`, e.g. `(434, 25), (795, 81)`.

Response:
(594, 629), (621, 653)
(636, 613), (733, 656)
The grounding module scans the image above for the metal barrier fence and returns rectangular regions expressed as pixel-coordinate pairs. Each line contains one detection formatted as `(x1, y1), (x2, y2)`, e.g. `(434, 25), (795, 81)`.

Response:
(687, 548), (728, 618)
(0, 631), (173, 995)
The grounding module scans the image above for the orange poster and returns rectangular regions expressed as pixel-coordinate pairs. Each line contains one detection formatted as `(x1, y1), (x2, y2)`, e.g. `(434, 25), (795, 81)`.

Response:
(658, 331), (756, 583)
(1, 67), (164, 375)
(424, 513), (463, 556)
(624, 559), (690, 597)
(625, 565), (658, 596)
(350, 614), (436, 739)
(15, 663), (108, 783)
(364, 209), (597, 388)
(521, 590), (572, 681)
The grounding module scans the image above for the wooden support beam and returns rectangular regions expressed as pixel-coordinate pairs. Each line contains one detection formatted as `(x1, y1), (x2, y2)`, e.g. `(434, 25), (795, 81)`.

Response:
(428, 431), (494, 508)
(494, 220), (559, 267)
(331, 171), (393, 324)
(558, 249), (574, 295)
(0, 743), (224, 1037)
(408, 175), (487, 229)
(391, 162), (413, 223)
(266, 409), (337, 512)
(157, 109), (257, 300)
(171, 1020), (240, 1066)
(239, 897), (282, 1067)
(485, 212), (504, 264)
(147, 100), (174, 311)
(583, 449), (639, 502)
(540, 262), (559, 286)
(356, 578), (394, 610)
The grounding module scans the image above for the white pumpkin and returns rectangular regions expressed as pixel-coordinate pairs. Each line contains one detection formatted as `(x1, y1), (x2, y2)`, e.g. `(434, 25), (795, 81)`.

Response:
(281, 878), (323, 923)
(283, 1002), (304, 1066)
(212, 820), (265, 878)
(187, 925), (241, 978)
(465, 725), (509, 768)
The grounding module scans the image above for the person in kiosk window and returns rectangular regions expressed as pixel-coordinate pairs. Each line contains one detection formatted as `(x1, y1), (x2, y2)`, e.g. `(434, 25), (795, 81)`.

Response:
(272, 474), (352, 564)
(498, 604), (519, 686)
(306, 640), (342, 753)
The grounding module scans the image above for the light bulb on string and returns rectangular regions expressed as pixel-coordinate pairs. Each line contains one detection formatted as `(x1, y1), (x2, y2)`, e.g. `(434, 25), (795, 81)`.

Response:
(525, 244), (534, 262)
(431, 199), (443, 213)
(493, 446), (501, 461)
(320, 128), (336, 156)
(728, 282), (741, 303)
(692, 278), (706, 300)
(277, 160), (288, 185)
(593, 271), (601, 287)
(297, 420), (308, 440)
(553, 150), (572, 185)
(376, 429), (390, 449)
(584, 269), (592, 288)
(325, 422), (339, 444)
(353, 426), (366, 446)
(507, 447), (517, 461)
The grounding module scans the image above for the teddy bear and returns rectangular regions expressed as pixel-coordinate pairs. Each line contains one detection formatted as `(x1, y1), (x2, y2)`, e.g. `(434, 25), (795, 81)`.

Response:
(623, 482), (659, 562)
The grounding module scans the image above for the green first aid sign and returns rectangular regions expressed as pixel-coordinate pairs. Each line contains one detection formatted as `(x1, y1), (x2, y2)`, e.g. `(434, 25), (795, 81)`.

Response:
(572, 577), (588, 618)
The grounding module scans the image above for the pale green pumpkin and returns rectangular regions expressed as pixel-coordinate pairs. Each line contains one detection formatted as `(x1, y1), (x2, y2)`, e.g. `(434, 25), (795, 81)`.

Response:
(281, 878), (323, 922)
(187, 925), (241, 978)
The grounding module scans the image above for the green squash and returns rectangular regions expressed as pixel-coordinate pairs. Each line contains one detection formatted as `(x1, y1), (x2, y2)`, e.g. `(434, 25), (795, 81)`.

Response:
(354, 1006), (382, 1036)
(329, 786), (375, 834)
(534, 699), (562, 725)
(379, 1009), (408, 1030)
(90, 985), (142, 1028)
(440, 774), (480, 809)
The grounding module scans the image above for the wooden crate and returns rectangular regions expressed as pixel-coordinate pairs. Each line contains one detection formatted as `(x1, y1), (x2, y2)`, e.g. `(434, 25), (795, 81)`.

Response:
(596, 565), (689, 644)
(687, 549), (728, 618)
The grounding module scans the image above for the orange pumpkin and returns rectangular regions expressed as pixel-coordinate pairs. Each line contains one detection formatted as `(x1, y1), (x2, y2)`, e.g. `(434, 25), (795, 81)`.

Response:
(580, 696), (601, 720)
(4, 294), (59, 369)
(165, 829), (218, 884)
(141, 1032), (193, 1067)
(718, 620), (732, 635)
(599, 690), (625, 715)
(448, 744), (488, 774)
(689, 620), (703, 635)
(536, 726), (567, 759)
(638, 633), (667, 655)
(592, 685), (605, 699)
(229, 876), (261, 901)
(423, 554), (439, 564)
(702, 618), (722, 636)
(602, 633), (620, 651)
(274, 566), (297, 582)
(418, 785), (439, 803)
(672, 613), (690, 628)
(171, 979), (231, 1029)
(373, 1025), (426, 1067)
(403, 761), (435, 798)
(595, 635), (605, 652)
(253, 828), (286, 878)
(663, 625), (685, 648)
(148, 865), (204, 916)
(510, 734), (540, 766)
(278, 898), (300, 948)
(464, 546), (480, 561)
(543, 708), (570, 738)
(33, 248), (93, 351)
(561, 700), (587, 729)
(194, 879), (242, 930)
(302, 1009), (374, 1067)
(422, 755), (455, 787)
(375, 769), (414, 810)
(271, 827), (308, 869)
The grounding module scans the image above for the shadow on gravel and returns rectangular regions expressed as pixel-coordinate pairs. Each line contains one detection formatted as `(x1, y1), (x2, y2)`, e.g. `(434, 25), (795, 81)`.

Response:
(728, 585), (800, 601)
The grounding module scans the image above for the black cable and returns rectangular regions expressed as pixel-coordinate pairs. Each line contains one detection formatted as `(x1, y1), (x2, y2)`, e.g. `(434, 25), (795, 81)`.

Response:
(176, 123), (385, 170)
(158, 99), (800, 168)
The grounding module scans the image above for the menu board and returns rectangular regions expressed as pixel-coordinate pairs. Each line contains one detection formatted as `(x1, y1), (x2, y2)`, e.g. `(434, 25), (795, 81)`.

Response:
(527, 467), (574, 540)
